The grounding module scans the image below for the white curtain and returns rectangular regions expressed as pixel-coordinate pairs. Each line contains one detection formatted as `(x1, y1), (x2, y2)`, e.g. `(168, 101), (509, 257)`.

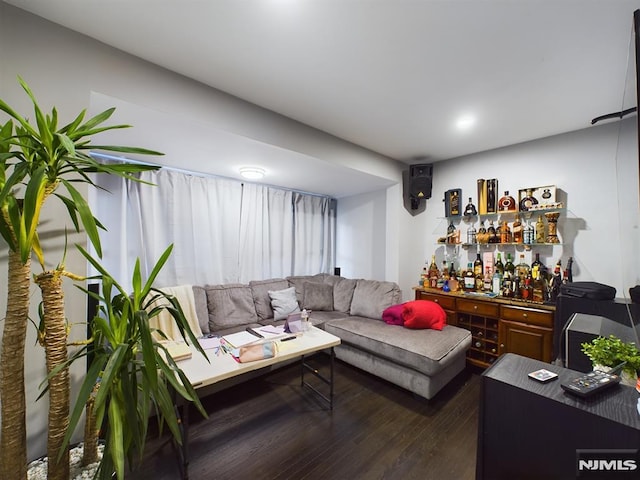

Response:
(90, 166), (335, 289)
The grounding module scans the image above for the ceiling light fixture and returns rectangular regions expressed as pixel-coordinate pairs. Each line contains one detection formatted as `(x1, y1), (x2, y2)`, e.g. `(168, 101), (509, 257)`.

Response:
(455, 114), (476, 130)
(239, 166), (266, 180)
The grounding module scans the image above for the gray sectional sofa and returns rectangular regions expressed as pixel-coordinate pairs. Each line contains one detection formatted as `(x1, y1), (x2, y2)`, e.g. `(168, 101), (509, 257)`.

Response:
(190, 274), (471, 400)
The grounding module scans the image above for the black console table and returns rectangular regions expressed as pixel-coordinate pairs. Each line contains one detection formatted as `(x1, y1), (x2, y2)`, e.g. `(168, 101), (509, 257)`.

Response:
(476, 353), (640, 480)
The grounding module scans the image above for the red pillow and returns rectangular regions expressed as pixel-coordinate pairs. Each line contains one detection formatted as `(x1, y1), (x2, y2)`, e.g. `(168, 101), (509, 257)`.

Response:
(382, 303), (405, 325)
(402, 300), (446, 330)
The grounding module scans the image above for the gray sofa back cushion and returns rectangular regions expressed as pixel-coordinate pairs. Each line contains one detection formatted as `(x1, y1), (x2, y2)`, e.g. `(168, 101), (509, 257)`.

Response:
(286, 275), (317, 304)
(302, 281), (334, 311)
(350, 279), (402, 319)
(205, 284), (258, 331)
(333, 277), (357, 313)
(192, 286), (210, 334)
(249, 278), (290, 321)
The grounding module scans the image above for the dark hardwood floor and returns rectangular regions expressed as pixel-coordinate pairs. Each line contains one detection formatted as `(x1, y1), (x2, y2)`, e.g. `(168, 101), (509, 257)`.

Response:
(133, 356), (481, 480)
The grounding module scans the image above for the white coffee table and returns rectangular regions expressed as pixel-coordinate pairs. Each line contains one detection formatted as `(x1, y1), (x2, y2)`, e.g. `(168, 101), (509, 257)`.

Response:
(173, 326), (341, 479)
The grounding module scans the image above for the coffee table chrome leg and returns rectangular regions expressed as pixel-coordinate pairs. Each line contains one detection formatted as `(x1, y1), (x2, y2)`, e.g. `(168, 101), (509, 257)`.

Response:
(301, 347), (335, 410)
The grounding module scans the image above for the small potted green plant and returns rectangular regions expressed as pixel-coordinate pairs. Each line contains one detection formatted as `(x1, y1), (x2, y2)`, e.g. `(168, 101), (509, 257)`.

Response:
(581, 335), (640, 386)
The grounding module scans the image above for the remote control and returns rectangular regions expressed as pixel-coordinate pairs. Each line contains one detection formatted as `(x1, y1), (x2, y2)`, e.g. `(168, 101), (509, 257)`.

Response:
(561, 370), (621, 398)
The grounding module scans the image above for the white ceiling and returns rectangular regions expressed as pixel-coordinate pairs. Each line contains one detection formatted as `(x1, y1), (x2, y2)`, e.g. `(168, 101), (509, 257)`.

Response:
(5, 0), (640, 195)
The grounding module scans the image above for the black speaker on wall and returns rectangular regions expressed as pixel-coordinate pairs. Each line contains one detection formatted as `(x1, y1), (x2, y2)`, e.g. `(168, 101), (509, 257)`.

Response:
(408, 164), (433, 209)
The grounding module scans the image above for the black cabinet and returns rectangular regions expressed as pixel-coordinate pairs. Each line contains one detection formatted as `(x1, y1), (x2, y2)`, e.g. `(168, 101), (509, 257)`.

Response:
(477, 353), (640, 480)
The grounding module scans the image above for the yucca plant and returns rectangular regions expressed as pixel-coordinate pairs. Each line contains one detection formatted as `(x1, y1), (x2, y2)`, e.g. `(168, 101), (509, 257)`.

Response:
(0, 77), (161, 480)
(66, 244), (207, 480)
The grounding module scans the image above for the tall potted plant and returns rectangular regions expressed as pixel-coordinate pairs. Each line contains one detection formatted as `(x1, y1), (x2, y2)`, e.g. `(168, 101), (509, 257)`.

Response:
(61, 244), (207, 480)
(0, 77), (161, 480)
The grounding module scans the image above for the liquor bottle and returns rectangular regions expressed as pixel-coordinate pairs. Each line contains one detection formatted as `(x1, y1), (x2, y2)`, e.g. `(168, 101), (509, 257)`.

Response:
(448, 263), (459, 292)
(513, 276), (521, 299)
(477, 220), (488, 244)
(521, 276), (533, 301)
(483, 266), (492, 291)
(498, 190), (516, 212)
(492, 269), (502, 295)
(419, 267), (428, 287)
(512, 214), (523, 243)
(523, 219), (533, 245)
(549, 259), (563, 302)
(475, 269), (484, 292)
(531, 253), (542, 272)
(519, 188), (539, 211)
(494, 253), (504, 276)
(502, 270), (513, 297)
(532, 266), (545, 303)
(516, 254), (530, 282)
(467, 223), (477, 244)
(500, 220), (512, 244)
(464, 263), (476, 292)
(473, 253), (484, 278)
(566, 256), (573, 282)
(428, 255), (439, 288)
(535, 215), (545, 244)
(487, 221), (498, 243)
(463, 197), (477, 216)
(447, 221), (456, 244)
(504, 253), (515, 276)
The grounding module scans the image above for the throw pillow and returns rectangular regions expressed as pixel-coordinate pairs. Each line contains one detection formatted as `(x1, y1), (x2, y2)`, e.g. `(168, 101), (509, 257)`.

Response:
(268, 286), (301, 320)
(402, 300), (446, 330)
(382, 303), (405, 326)
(302, 282), (334, 311)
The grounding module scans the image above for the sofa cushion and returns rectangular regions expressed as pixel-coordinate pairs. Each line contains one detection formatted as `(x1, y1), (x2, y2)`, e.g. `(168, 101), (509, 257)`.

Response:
(269, 286), (301, 320)
(325, 317), (471, 376)
(333, 277), (357, 313)
(192, 285), (210, 334)
(402, 300), (446, 330)
(382, 303), (405, 326)
(250, 278), (290, 321)
(302, 282), (334, 311)
(350, 279), (402, 320)
(205, 284), (258, 331)
(286, 275), (319, 305)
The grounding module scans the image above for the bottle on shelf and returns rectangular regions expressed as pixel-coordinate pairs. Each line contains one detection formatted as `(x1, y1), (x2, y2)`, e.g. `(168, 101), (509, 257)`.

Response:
(473, 253), (484, 278)
(502, 270), (513, 298)
(519, 188), (539, 211)
(498, 190), (516, 212)
(494, 253), (504, 276)
(428, 255), (439, 288)
(449, 264), (459, 292)
(477, 220), (488, 244)
(487, 220), (498, 244)
(466, 223), (477, 244)
(532, 266), (546, 302)
(463, 197), (477, 216)
(447, 221), (456, 244)
(492, 268), (503, 295)
(500, 220), (512, 244)
(549, 259), (563, 302)
(513, 276), (521, 299)
(419, 267), (428, 287)
(504, 253), (515, 276)
(516, 254), (530, 282)
(523, 219), (534, 245)
(535, 215), (545, 243)
(566, 256), (573, 282)
(464, 263), (476, 292)
(520, 275), (533, 301)
(512, 214), (523, 243)
(483, 266), (492, 291)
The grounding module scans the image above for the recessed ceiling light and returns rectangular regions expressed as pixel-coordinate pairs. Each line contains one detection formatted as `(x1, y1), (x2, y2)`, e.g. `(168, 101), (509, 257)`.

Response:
(455, 115), (476, 130)
(239, 166), (266, 180)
